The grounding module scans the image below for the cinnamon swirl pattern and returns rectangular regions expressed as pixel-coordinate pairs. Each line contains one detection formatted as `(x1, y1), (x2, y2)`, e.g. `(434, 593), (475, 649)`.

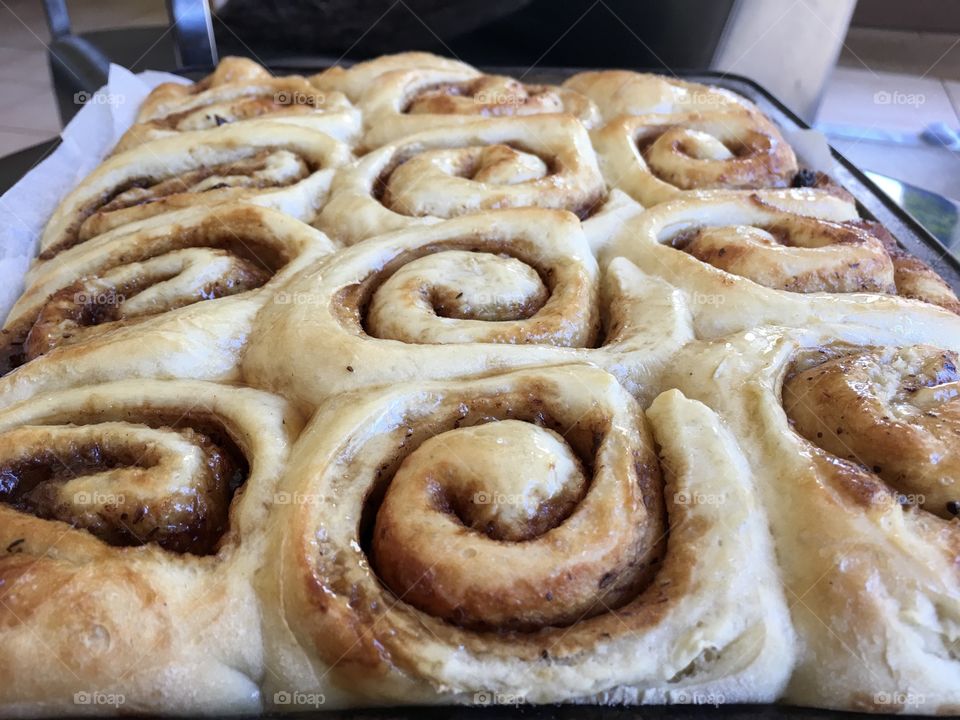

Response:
(3, 51), (960, 716)
(0, 379), (302, 713)
(311, 51), (598, 149)
(245, 210), (693, 407)
(591, 110), (798, 206)
(601, 189), (960, 338)
(39, 121), (351, 259)
(317, 116), (607, 244)
(1, 204), (334, 406)
(115, 56), (361, 153)
(565, 70), (798, 205)
(259, 366), (793, 707)
(663, 325), (960, 713)
(564, 70), (748, 121)
(311, 51), (478, 102)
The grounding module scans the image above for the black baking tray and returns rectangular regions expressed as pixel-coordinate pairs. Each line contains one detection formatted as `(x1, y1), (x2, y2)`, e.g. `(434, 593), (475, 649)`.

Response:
(28, 65), (945, 719)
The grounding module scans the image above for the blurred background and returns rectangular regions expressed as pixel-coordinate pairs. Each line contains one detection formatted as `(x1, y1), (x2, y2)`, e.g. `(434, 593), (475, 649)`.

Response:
(0, 0), (957, 200)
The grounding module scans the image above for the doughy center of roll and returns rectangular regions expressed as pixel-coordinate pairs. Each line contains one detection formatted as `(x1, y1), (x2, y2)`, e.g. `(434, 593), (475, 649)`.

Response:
(366, 250), (564, 344)
(370, 410), (659, 631)
(407, 76), (564, 116)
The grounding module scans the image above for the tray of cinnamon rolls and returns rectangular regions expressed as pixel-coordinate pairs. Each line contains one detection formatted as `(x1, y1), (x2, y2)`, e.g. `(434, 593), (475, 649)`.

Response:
(0, 52), (958, 717)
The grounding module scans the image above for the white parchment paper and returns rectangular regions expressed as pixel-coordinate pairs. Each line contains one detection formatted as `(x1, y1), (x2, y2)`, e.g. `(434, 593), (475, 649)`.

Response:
(0, 65), (190, 323)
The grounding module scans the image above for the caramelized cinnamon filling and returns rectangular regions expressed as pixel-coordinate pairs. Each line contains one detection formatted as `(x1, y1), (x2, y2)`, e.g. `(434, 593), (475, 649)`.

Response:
(42, 149), (317, 259)
(356, 391), (664, 631)
(345, 239), (600, 348)
(1, 221), (290, 375)
(0, 413), (248, 554)
(783, 346), (960, 519)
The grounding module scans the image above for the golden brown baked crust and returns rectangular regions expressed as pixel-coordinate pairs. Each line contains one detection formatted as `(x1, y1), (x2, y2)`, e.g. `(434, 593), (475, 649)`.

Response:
(3, 52), (960, 715)
(564, 70), (749, 121)
(39, 121), (351, 259)
(662, 325), (960, 714)
(317, 115), (608, 244)
(115, 56), (361, 153)
(599, 189), (960, 339)
(565, 71), (798, 205)
(591, 109), (798, 206)
(243, 209), (692, 408)
(1, 204), (334, 407)
(0, 379), (303, 714)
(357, 68), (599, 148)
(310, 51), (478, 102)
(258, 365), (794, 707)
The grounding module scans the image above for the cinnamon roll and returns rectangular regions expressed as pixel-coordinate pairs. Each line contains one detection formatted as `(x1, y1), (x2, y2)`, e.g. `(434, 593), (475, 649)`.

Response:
(663, 325), (960, 713)
(1, 204), (334, 407)
(317, 116), (607, 244)
(0, 379), (303, 713)
(311, 51), (479, 102)
(39, 121), (352, 259)
(258, 365), (794, 707)
(115, 56), (361, 153)
(244, 209), (693, 408)
(591, 109), (798, 206)
(358, 67), (599, 148)
(563, 70), (748, 123)
(601, 189), (960, 338)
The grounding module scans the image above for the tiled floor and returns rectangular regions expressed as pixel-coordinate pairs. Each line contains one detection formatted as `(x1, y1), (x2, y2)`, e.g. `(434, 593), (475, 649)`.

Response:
(0, 2), (958, 200)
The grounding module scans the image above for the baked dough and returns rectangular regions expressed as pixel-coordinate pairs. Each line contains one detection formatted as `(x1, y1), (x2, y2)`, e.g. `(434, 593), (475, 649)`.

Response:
(311, 51), (478, 102)
(258, 365), (794, 707)
(0, 379), (303, 714)
(0, 204), (334, 408)
(564, 70), (749, 122)
(114, 56), (361, 152)
(590, 109), (797, 205)
(39, 121), (352, 259)
(3, 52), (960, 715)
(565, 71), (798, 204)
(358, 67), (599, 148)
(244, 209), (693, 408)
(317, 116), (607, 244)
(599, 189), (960, 337)
(662, 324), (960, 713)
